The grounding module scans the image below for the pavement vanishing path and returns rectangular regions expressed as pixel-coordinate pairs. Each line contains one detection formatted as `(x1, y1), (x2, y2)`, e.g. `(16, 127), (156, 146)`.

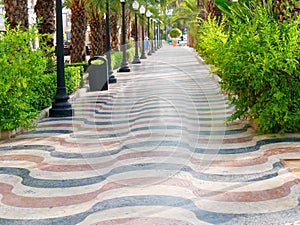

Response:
(0, 44), (300, 225)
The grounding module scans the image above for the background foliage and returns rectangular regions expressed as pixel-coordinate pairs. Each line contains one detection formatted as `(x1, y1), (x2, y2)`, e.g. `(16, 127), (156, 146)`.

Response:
(169, 28), (182, 38)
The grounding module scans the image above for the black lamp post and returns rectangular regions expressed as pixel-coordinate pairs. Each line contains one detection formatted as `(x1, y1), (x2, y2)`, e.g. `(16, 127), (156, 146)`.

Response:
(49, 0), (73, 117)
(157, 20), (160, 49)
(106, 0), (117, 83)
(118, 0), (130, 72)
(132, 0), (141, 64)
(146, 9), (152, 56)
(150, 18), (155, 54)
(159, 20), (163, 48)
(139, 5), (147, 59)
(154, 19), (157, 51)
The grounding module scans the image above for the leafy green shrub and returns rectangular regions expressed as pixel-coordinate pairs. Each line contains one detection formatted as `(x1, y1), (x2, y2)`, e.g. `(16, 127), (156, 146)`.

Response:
(65, 63), (86, 87)
(64, 66), (81, 95)
(31, 72), (56, 111)
(111, 51), (123, 70)
(196, 2), (300, 134)
(0, 25), (84, 132)
(126, 48), (135, 62)
(0, 25), (51, 131)
(33, 66), (82, 111)
(65, 62), (88, 72)
(126, 40), (133, 50)
(101, 48), (135, 71)
(218, 7), (300, 134)
(169, 28), (182, 38)
(194, 17), (228, 68)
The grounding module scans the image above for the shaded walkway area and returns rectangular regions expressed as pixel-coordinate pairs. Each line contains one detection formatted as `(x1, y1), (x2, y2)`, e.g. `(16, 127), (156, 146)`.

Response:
(0, 45), (300, 224)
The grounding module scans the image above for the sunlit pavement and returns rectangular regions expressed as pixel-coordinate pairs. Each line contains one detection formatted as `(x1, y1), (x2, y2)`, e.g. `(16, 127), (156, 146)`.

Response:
(0, 44), (300, 225)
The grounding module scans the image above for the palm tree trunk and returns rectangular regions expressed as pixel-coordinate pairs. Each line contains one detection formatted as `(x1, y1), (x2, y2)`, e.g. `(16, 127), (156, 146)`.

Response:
(205, 0), (222, 20)
(34, 0), (55, 47)
(273, 0), (298, 21)
(100, 16), (106, 55)
(125, 9), (131, 42)
(4, 0), (28, 30)
(70, 0), (87, 63)
(89, 9), (102, 58)
(110, 13), (119, 51)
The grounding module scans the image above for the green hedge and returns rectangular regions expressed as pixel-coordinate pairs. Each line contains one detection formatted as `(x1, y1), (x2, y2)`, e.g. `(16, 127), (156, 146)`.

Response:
(110, 48), (135, 70)
(0, 25), (82, 132)
(32, 67), (82, 111)
(65, 62), (88, 72)
(111, 51), (123, 70)
(64, 66), (82, 94)
(195, 6), (300, 134)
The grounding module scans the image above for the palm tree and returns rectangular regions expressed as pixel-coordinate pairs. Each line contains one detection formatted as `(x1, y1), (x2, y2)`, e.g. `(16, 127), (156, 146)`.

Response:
(4, 0), (28, 30)
(64, 0), (88, 63)
(34, 0), (55, 47)
(86, 0), (104, 57)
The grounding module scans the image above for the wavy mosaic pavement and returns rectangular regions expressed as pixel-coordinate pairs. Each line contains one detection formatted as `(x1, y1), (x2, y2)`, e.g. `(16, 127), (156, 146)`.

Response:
(0, 45), (300, 225)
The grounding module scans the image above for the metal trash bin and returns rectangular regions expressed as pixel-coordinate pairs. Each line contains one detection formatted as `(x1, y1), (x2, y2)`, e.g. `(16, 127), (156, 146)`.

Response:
(87, 56), (108, 91)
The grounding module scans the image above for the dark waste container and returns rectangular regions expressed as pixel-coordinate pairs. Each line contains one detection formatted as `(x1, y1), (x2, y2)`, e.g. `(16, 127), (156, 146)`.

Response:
(87, 56), (108, 91)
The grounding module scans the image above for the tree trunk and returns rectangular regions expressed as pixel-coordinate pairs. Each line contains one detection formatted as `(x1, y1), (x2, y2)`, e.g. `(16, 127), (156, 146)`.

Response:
(110, 13), (119, 51)
(70, 0), (87, 63)
(273, 0), (298, 21)
(34, 0), (55, 47)
(89, 9), (102, 58)
(100, 16), (106, 55)
(125, 9), (131, 42)
(4, 0), (28, 30)
(205, 0), (222, 21)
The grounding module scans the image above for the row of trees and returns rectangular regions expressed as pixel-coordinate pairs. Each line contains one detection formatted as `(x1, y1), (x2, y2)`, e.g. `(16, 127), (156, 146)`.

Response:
(2, 0), (178, 63)
(1, 0), (234, 63)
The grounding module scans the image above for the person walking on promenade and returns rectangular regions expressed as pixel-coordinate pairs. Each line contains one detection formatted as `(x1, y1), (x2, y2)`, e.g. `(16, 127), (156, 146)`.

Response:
(144, 37), (150, 53)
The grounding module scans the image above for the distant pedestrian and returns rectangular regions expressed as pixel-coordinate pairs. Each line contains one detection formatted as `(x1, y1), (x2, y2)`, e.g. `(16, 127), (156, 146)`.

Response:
(144, 37), (150, 53)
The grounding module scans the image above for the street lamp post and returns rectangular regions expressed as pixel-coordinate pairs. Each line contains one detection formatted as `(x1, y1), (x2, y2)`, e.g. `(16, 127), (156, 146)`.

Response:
(154, 19), (157, 51)
(152, 19), (156, 52)
(139, 5), (147, 59)
(146, 9), (152, 56)
(157, 20), (160, 49)
(150, 18), (155, 54)
(118, 0), (130, 72)
(132, 0), (141, 64)
(106, 0), (117, 83)
(159, 20), (163, 48)
(49, 0), (73, 117)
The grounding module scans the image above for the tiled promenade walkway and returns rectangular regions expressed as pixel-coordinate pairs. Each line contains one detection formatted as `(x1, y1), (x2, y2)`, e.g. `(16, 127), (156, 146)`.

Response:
(0, 45), (300, 224)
